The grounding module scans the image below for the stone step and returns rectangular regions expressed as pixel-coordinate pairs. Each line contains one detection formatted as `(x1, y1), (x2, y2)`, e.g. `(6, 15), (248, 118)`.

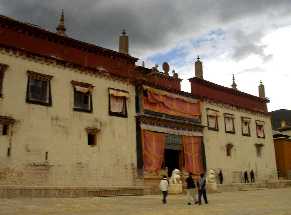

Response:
(217, 180), (291, 192)
(0, 186), (145, 198)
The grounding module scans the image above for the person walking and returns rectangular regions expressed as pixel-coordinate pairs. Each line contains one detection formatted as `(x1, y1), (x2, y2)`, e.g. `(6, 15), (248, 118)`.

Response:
(159, 175), (169, 204)
(198, 173), (208, 205)
(185, 172), (196, 205)
(244, 170), (249, 183)
(250, 170), (255, 183)
(218, 170), (224, 184)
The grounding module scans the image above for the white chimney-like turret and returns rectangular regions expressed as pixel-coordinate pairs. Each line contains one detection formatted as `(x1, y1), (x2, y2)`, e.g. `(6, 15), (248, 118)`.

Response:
(258, 80), (265, 98)
(119, 29), (129, 54)
(195, 56), (203, 79)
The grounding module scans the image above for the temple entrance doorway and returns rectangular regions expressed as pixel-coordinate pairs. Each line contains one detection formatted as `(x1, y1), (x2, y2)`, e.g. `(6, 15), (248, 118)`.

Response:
(164, 149), (181, 177)
(164, 134), (182, 177)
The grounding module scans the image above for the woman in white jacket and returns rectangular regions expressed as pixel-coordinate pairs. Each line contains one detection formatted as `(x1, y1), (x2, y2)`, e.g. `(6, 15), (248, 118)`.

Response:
(159, 175), (169, 204)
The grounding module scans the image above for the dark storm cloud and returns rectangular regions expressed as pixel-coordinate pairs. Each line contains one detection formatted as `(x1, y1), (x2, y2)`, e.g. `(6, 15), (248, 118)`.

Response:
(1, 0), (291, 58)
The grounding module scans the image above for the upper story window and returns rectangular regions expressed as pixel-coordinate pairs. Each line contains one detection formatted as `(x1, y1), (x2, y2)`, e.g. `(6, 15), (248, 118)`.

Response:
(0, 63), (8, 97)
(224, 113), (235, 134)
(241, 117), (251, 136)
(109, 88), (129, 117)
(256, 120), (265, 138)
(206, 108), (219, 131)
(26, 71), (53, 106)
(71, 81), (93, 113)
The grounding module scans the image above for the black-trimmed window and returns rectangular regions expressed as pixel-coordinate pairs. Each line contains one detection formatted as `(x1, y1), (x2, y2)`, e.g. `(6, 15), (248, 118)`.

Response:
(256, 120), (265, 138)
(0, 63), (8, 97)
(26, 71), (52, 106)
(255, 143), (264, 157)
(2, 124), (9, 135)
(0, 116), (14, 136)
(109, 88), (129, 117)
(72, 81), (93, 113)
(207, 108), (219, 131)
(86, 127), (99, 146)
(241, 117), (251, 136)
(224, 113), (235, 134)
(226, 143), (233, 157)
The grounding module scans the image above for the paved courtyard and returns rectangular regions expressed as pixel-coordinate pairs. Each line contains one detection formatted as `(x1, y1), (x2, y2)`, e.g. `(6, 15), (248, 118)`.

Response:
(0, 188), (291, 215)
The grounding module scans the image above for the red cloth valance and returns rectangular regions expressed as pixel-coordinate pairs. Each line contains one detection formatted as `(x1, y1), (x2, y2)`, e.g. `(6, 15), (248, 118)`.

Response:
(143, 89), (200, 118)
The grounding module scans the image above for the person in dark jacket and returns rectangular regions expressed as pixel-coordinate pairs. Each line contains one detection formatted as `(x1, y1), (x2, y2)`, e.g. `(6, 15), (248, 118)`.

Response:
(198, 173), (208, 205)
(244, 171), (249, 183)
(218, 170), (224, 184)
(250, 170), (255, 183)
(185, 172), (196, 205)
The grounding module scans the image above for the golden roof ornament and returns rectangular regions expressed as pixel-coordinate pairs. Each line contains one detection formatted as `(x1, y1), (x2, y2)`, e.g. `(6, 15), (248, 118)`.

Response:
(56, 9), (66, 36)
(231, 74), (237, 90)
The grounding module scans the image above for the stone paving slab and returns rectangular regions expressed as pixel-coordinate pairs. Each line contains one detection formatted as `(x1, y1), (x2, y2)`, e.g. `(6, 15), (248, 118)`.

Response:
(0, 188), (291, 215)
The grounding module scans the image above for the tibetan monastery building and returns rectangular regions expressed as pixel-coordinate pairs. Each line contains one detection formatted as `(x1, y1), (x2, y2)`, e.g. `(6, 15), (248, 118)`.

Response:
(0, 13), (277, 192)
(189, 58), (277, 184)
(0, 14), (139, 187)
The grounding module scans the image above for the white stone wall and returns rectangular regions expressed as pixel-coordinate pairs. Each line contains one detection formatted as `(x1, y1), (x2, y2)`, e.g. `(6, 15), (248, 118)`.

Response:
(201, 100), (277, 184)
(281, 130), (291, 136)
(0, 51), (137, 186)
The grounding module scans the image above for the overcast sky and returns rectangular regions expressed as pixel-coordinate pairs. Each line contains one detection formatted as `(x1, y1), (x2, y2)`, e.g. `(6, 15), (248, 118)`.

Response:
(1, 0), (291, 111)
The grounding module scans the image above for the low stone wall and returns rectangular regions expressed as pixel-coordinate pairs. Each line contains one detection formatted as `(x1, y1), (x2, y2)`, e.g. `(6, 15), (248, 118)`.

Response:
(145, 179), (291, 194)
(0, 186), (144, 198)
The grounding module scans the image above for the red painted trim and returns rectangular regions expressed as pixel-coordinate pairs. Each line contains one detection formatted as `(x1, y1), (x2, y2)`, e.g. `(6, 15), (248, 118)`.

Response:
(190, 77), (268, 113)
(0, 15), (138, 80)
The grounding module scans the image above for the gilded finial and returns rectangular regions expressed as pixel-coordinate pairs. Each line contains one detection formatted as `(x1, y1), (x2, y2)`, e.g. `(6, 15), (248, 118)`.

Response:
(122, 29), (127, 35)
(231, 74), (237, 90)
(258, 80), (265, 98)
(56, 9), (66, 36)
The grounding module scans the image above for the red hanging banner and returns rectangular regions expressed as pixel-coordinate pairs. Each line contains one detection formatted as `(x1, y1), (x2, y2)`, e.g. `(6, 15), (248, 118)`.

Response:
(142, 130), (165, 173)
(182, 136), (204, 174)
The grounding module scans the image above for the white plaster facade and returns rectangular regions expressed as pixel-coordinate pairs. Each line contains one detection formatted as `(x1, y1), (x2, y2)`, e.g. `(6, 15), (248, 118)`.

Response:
(280, 130), (291, 136)
(0, 51), (137, 186)
(201, 100), (277, 184)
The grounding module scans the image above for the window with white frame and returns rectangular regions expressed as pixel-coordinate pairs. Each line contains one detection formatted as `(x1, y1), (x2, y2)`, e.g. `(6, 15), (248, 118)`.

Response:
(109, 88), (129, 117)
(224, 113), (235, 133)
(241, 117), (251, 136)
